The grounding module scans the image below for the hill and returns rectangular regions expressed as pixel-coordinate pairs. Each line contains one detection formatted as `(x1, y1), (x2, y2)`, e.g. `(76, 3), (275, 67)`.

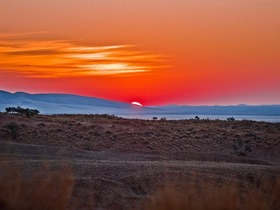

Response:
(0, 90), (138, 114)
(1, 91), (280, 122)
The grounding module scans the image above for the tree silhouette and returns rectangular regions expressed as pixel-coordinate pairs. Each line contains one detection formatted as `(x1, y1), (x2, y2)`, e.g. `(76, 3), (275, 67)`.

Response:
(5, 106), (40, 118)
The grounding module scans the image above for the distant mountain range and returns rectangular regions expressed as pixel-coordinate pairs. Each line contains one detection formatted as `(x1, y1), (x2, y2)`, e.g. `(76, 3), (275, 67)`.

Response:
(1, 90), (280, 121)
(150, 104), (280, 116)
(0, 90), (144, 114)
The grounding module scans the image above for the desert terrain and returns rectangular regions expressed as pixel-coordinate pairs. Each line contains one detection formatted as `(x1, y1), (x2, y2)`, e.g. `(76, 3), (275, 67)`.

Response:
(0, 113), (280, 209)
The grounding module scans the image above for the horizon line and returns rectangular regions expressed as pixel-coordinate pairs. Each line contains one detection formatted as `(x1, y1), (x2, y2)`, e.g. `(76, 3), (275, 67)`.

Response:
(1, 89), (280, 107)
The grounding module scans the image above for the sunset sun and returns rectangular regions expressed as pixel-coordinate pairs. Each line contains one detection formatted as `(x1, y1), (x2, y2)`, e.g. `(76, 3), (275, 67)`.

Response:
(131, 101), (143, 107)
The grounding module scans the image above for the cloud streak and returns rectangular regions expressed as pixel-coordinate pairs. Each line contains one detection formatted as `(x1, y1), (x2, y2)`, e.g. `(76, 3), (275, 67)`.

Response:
(0, 34), (169, 78)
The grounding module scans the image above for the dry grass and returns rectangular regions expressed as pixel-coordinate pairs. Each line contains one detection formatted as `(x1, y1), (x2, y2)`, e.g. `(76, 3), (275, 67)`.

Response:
(1, 113), (280, 156)
(0, 162), (74, 210)
(146, 179), (280, 210)
(1, 161), (280, 210)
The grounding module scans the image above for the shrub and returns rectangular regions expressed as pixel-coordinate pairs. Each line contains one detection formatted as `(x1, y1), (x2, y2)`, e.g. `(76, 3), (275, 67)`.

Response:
(233, 138), (252, 156)
(5, 122), (20, 139)
(38, 123), (46, 127)
(227, 117), (235, 121)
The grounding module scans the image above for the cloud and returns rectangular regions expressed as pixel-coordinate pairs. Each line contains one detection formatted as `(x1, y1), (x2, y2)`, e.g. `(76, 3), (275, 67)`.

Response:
(0, 34), (169, 78)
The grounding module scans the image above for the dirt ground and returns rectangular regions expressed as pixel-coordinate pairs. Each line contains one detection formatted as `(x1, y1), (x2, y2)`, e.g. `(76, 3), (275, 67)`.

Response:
(0, 113), (280, 209)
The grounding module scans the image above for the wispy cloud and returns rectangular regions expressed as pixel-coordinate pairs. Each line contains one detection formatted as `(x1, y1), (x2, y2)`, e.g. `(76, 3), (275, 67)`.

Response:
(0, 34), (169, 78)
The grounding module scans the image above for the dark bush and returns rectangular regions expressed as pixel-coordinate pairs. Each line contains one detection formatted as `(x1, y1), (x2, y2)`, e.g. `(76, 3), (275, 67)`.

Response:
(5, 122), (20, 139)
(233, 138), (252, 156)
(227, 117), (235, 121)
(5, 106), (40, 118)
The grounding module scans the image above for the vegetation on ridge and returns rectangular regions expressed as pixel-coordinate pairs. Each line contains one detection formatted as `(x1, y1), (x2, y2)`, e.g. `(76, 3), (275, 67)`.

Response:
(5, 106), (40, 118)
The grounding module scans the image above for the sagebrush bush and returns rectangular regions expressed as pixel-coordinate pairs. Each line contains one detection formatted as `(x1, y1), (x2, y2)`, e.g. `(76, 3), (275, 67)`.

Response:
(5, 122), (20, 139)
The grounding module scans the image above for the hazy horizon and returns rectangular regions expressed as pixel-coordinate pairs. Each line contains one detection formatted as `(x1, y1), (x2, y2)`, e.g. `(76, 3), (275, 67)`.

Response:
(1, 0), (279, 105)
(1, 89), (280, 107)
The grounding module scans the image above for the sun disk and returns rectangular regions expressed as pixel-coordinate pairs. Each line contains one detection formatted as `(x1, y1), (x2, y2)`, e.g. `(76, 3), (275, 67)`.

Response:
(131, 102), (143, 107)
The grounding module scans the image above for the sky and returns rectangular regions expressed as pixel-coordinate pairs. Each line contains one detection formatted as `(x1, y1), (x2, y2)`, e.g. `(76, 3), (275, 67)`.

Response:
(0, 0), (280, 106)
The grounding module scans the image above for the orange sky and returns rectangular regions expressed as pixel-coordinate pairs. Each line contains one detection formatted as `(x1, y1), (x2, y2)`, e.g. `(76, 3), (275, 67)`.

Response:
(0, 0), (280, 105)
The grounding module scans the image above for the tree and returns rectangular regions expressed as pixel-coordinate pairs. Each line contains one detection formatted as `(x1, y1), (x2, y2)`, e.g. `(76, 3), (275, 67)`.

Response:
(5, 106), (40, 118)
(5, 107), (12, 113)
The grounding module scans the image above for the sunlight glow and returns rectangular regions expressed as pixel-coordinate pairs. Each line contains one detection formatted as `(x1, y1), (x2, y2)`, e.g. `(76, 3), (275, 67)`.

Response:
(68, 52), (110, 60)
(0, 34), (169, 78)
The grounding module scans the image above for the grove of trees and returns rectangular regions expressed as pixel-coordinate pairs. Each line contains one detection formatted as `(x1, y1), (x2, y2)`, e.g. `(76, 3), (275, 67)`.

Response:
(5, 106), (40, 118)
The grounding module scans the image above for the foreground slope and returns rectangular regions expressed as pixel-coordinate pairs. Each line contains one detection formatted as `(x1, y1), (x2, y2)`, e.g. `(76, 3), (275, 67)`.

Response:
(1, 113), (280, 209)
